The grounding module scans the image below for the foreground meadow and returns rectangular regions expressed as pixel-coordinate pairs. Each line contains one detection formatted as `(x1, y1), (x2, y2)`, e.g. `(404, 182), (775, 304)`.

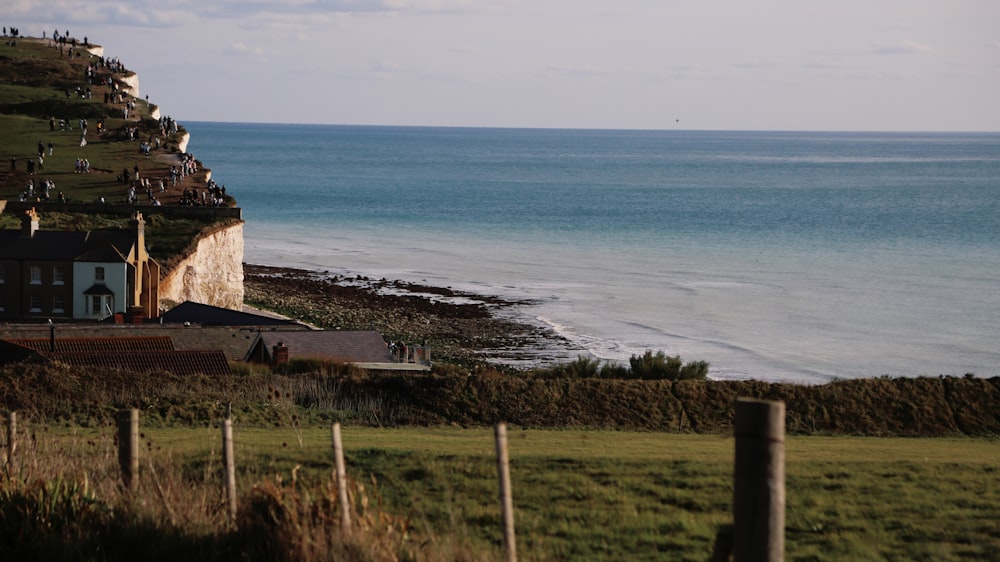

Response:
(3, 424), (997, 561)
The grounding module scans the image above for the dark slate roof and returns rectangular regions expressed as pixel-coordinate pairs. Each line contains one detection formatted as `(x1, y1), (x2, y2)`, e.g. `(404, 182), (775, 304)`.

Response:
(83, 284), (116, 296)
(8, 336), (174, 354)
(49, 350), (231, 376)
(0, 229), (134, 262)
(161, 301), (300, 327)
(253, 330), (394, 364)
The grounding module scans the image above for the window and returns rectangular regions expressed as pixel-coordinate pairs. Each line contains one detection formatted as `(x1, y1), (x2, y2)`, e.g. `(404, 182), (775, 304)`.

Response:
(52, 296), (65, 313)
(0, 293), (5, 311)
(89, 295), (113, 317)
(94, 267), (105, 283)
(30, 266), (42, 284)
(0, 265), (5, 284)
(53, 266), (65, 285)
(30, 294), (41, 312)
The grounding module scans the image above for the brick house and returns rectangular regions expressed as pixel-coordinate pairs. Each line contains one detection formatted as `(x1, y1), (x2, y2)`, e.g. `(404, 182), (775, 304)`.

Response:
(0, 208), (160, 321)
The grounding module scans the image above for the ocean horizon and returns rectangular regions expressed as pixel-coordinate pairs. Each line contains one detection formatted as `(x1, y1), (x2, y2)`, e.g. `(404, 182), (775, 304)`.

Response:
(184, 122), (1000, 383)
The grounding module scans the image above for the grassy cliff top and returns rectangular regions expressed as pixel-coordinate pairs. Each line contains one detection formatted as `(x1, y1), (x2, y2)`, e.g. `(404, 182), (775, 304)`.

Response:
(0, 35), (239, 267)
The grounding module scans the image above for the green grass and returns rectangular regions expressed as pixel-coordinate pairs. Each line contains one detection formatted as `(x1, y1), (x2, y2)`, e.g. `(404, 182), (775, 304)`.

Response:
(29, 426), (1000, 561)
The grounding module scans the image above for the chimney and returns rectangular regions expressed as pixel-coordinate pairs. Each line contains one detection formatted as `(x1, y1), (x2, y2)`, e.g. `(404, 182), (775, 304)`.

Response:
(131, 211), (145, 250)
(272, 341), (289, 367)
(21, 207), (39, 238)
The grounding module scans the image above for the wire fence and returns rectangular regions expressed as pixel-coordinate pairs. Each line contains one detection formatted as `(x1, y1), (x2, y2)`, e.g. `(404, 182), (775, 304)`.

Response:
(3, 401), (788, 562)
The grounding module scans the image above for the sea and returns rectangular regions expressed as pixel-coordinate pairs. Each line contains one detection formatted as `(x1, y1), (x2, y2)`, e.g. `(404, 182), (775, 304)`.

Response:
(184, 123), (1000, 384)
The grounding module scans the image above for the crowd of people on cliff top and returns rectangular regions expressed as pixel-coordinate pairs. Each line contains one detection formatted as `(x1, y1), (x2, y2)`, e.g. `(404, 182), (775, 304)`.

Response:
(5, 27), (233, 208)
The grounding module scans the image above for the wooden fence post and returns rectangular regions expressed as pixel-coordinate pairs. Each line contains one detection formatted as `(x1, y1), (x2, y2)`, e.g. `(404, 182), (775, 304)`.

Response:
(331, 422), (352, 535)
(733, 398), (785, 562)
(223, 418), (238, 521)
(6, 411), (15, 468)
(117, 408), (139, 492)
(495, 423), (517, 562)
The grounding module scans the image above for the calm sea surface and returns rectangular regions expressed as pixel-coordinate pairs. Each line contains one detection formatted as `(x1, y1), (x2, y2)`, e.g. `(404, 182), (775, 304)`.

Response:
(185, 123), (1000, 383)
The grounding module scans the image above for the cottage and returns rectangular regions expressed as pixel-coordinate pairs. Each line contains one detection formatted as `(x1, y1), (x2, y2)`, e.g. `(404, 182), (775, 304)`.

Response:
(0, 209), (159, 321)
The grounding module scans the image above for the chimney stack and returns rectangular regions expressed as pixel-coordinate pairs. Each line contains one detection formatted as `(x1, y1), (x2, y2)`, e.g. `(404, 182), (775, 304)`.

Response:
(21, 208), (39, 238)
(272, 341), (289, 367)
(131, 211), (145, 249)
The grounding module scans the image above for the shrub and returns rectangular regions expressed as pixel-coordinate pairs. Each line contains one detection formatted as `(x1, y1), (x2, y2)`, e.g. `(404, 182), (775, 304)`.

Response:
(628, 351), (708, 381)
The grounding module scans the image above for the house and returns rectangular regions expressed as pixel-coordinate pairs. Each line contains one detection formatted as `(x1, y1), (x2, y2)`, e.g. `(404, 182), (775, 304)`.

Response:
(0, 208), (160, 321)
(0, 334), (231, 376)
(245, 330), (432, 372)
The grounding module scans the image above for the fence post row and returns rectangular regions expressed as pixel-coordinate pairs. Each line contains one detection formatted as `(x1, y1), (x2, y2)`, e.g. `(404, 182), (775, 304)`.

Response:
(117, 408), (139, 492)
(733, 398), (785, 562)
(495, 422), (517, 562)
(331, 422), (352, 535)
(223, 418), (238, 522)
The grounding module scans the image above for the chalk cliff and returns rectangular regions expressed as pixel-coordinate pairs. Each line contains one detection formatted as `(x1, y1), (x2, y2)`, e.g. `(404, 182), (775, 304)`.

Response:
(158, 222), (245, 311)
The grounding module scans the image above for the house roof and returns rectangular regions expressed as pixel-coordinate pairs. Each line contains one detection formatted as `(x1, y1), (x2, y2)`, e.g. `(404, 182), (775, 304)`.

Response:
(250, 330), (395, 364)
(8, 336), (175, 354)
(0, 324), (289, 361)
(161, 301), (301, 327)
(0, 229), (135, 263)
(49, 350), (231, 376)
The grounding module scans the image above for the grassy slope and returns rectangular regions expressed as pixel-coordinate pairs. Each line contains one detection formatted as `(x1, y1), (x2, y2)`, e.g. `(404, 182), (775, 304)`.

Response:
(0, 37), (235, 268)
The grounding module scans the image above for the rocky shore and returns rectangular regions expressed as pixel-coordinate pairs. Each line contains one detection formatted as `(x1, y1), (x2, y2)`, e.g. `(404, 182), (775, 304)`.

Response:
(243, 264), (582, 367)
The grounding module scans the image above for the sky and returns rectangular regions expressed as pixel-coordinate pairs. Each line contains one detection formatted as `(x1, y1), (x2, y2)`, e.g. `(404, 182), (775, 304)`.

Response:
(7, 0), (1000, 131)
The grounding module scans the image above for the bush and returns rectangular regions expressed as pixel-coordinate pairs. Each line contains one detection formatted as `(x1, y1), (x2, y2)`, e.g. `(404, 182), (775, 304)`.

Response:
(629, 351), (708, 381)
(527, 351), (709, 381)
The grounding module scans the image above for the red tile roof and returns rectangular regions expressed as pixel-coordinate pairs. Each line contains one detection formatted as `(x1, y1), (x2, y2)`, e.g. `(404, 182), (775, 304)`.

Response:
(9, 336), (175, 354)
(50, 350), (231, 376)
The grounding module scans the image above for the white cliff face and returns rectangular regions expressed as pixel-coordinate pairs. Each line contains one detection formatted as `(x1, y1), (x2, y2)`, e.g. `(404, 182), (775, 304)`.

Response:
(159, 223), (245, 310)
(119, 73), (140, 99)
(177, 132), (190, 154)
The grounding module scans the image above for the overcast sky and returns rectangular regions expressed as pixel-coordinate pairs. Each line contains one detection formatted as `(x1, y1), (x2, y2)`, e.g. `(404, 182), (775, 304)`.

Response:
(8, 0), (1000, 131)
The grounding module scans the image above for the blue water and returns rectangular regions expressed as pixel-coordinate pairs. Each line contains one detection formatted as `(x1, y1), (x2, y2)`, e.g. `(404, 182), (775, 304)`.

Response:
(185, 123), (1000, 382)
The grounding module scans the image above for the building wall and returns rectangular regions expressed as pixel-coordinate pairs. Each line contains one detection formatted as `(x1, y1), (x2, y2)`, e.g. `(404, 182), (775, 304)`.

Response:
(1, 260), (76, 321)
(73, 261), (128, 319)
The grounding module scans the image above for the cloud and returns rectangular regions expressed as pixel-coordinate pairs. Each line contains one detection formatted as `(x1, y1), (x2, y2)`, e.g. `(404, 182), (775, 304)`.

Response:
(225, 42), (266, 58)
(9, 0), (507, 30)
(731, 58), (779, 70)
(868, 40), (933, 56)
(988, 40), (1000, 49)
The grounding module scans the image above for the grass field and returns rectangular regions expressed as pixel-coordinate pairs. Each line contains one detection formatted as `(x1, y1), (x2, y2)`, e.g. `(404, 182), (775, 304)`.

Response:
(13, 424), (998, 561)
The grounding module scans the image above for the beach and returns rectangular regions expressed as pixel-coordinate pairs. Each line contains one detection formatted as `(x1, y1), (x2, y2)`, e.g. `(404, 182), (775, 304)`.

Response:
(243, 264), (581, 367)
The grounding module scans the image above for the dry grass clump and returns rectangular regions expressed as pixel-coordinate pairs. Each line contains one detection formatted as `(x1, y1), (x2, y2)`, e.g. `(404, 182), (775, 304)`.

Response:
(0, 426), (487, 561)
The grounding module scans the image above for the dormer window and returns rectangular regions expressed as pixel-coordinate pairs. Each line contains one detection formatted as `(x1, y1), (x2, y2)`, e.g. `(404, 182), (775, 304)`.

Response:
(95, 266), (105, 284)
